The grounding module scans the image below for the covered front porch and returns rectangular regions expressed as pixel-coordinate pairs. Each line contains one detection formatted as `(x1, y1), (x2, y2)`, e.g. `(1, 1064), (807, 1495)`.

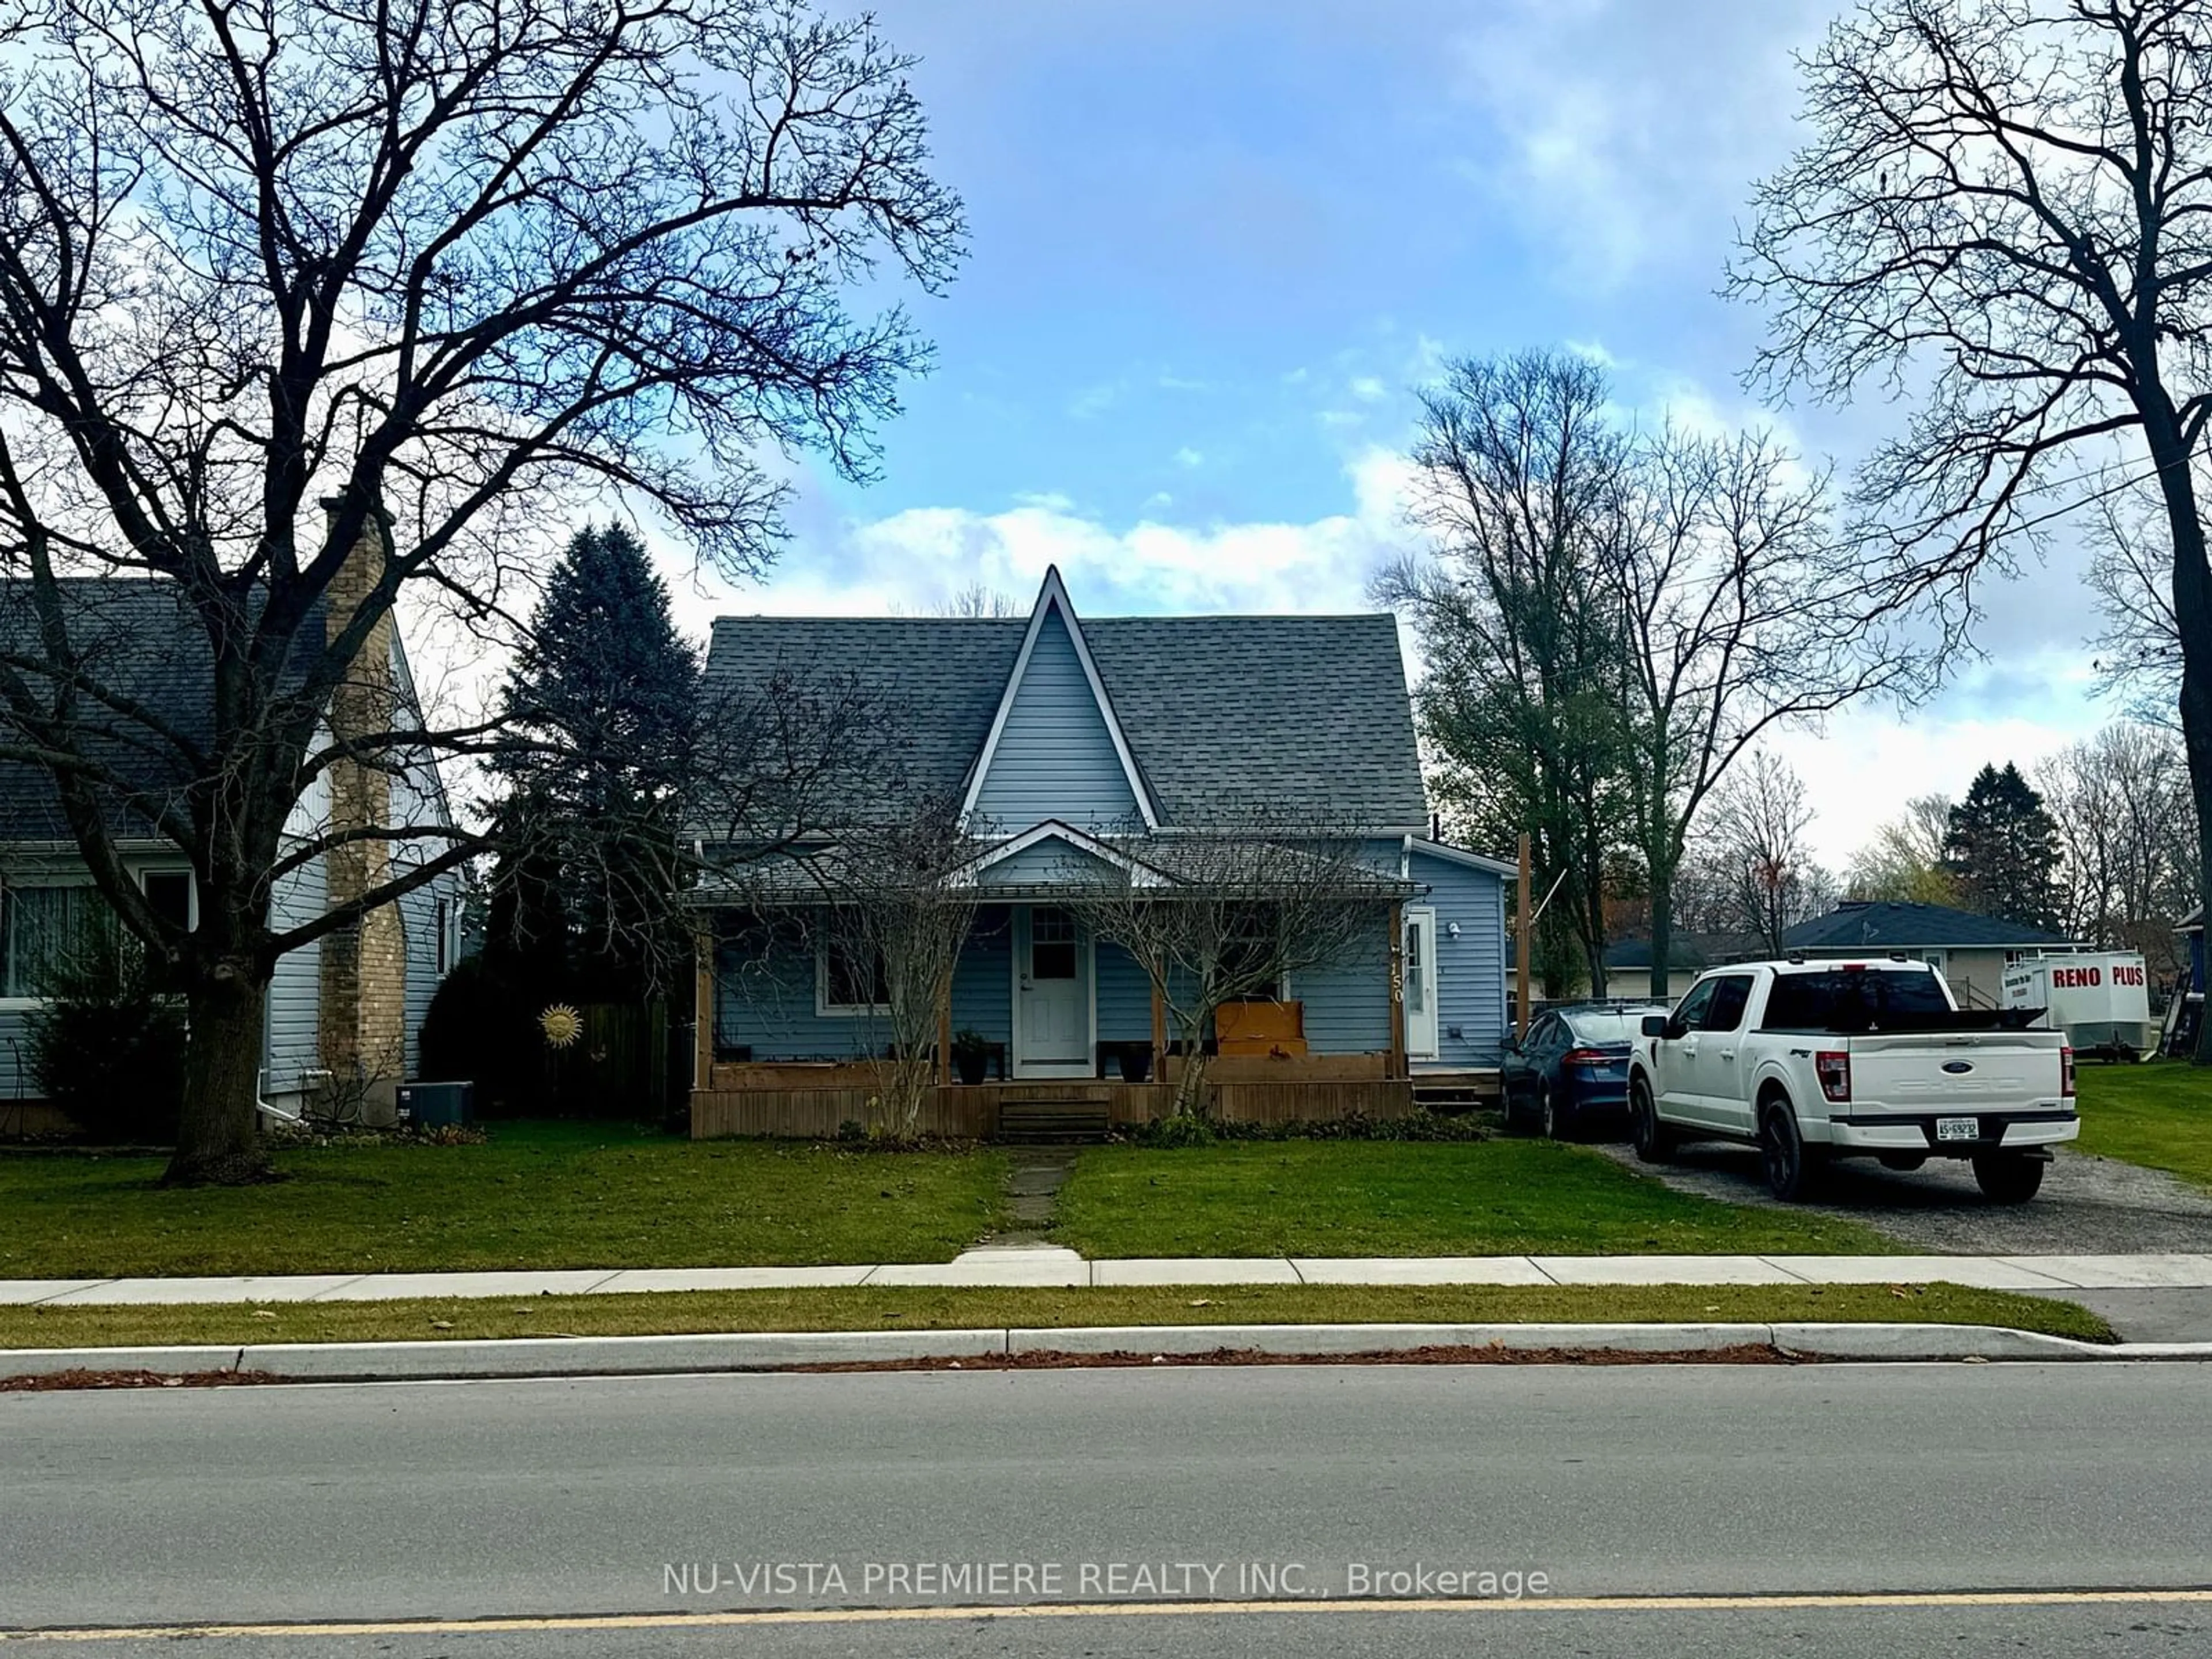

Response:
(691, 896), (1416, 1138)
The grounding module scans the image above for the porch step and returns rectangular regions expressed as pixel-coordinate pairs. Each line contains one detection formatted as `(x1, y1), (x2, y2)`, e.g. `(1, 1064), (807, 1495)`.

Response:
(1411, 1070), (1499, 1112)
(996, 1099), (1112, 1145)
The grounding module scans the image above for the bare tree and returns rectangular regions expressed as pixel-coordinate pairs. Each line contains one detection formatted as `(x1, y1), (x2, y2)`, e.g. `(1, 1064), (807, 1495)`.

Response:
(0, 0), (963, 1178)
(1062, 821), (1402, 1119)
(2038, 722), (2200, 973)
(1846, 794), (1962, 904)
(1730, 0), (2212, 1058)
(1383, 353), (1901, 1001)
(1697, 751), (1832, 956)
(895, 584), (1024, 619)
(798, 801), (980, 1139)
(1378, 351), (1634, 997)
(1609, 427), (1906, 997)
(2085, 480), (2187, 726)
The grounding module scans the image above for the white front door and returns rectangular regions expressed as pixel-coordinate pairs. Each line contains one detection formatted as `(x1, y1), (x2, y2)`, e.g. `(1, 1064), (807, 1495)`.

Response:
(1013, 905), (1092, 1077)
(1403, 905), (1440, 1060)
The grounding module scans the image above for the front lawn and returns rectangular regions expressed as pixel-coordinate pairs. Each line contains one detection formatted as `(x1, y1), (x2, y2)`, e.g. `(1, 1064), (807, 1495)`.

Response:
(0, 1122), (1009, 1278)
(0, 1281), (2112, 1350)
(2074, 1062), (2212, 1190)
(1052, 1139), (1904, 1259)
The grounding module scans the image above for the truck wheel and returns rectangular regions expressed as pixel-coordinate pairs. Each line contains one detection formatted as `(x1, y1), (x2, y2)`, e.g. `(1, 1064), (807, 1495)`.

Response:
(1630, 1077), (1673, 1164)
(1974, 1153), (2046, 1205)
(1760, 1100), (1823, 1202)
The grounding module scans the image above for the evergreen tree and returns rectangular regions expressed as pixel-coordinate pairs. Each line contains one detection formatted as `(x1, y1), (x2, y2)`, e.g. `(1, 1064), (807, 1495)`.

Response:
(1942, 763), (2061, 931)
(490, 524), (700, 1001)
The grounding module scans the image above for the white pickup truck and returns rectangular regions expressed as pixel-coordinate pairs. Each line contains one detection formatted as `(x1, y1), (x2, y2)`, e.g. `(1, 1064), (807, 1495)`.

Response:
(1627, 958), (2075, 1203)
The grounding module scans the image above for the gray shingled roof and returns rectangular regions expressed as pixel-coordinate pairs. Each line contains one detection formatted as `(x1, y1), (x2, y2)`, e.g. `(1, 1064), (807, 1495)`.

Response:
(1782, 900), (2078, 952)
(695, 608), (1427, 831)
(0, 581), (219, 842)
(0, 578), (346, 845)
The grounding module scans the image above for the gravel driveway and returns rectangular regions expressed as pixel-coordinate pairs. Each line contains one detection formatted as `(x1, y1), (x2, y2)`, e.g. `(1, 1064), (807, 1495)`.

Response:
(1591, 1139), (2212, 1253)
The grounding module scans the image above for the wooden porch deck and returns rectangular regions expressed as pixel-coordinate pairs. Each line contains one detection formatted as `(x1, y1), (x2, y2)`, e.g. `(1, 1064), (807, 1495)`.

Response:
(690, 1068), (1416, 1140)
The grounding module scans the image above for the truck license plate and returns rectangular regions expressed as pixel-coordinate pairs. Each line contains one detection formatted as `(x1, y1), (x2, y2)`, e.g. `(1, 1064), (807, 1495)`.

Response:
(1936, 1116), (1980, 1142)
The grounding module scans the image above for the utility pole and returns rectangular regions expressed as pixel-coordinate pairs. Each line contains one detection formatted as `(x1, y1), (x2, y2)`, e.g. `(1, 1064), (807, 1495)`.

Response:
(1516, 833), (1532, 1041)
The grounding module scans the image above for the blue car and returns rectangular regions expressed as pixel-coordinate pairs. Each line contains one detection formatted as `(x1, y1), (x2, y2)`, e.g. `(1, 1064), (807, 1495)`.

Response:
(1500, 1002), (1673, 1140)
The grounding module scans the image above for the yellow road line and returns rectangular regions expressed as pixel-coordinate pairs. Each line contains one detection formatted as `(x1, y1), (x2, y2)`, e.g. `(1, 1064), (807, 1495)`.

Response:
(7, 1588), (2212, 1641)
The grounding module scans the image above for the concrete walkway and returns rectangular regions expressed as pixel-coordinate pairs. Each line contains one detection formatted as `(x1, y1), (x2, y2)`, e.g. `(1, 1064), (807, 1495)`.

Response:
(8, 1248), (2212, 1306)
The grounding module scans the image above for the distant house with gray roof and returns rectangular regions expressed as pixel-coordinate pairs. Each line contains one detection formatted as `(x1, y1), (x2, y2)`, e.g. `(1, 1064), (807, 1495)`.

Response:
(685, 567), (1509, 1134)
(1781, 899), (2085, 1010)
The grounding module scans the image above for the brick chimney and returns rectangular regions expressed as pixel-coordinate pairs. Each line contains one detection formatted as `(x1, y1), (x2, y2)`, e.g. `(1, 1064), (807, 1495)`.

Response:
(317, 498), (408, 1116)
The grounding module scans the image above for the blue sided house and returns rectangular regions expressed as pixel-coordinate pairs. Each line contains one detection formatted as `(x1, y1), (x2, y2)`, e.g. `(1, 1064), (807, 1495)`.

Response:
(686, 567), (1511, 1137)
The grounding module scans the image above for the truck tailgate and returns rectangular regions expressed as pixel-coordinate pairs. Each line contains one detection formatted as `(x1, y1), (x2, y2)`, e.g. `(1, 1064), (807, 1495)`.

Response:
(1843, 1032), (2065, 1108)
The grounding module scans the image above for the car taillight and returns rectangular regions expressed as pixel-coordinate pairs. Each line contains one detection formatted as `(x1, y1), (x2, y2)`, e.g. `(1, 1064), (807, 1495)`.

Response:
(2062, 1046), (2075, 1099)
(1815, 1050), (1851, 1103)
(1563, 1048), (1610, 1067)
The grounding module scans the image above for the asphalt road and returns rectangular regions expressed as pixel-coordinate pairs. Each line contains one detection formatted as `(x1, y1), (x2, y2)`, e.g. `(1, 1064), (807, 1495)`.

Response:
(5, 1364), (2211, 1656)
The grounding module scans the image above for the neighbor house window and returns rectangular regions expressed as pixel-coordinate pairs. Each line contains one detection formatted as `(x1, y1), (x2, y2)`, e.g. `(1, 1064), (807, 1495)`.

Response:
(818, 931), (889, 1015)
(1, 884), (112, 998)
(141, 870), (194, 933)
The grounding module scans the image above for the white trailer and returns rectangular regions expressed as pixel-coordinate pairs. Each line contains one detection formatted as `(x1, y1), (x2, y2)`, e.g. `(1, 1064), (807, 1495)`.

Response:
(2002, 953), (2155, 1056)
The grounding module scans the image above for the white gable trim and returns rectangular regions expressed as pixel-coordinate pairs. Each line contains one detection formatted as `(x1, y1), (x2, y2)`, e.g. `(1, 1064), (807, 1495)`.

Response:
(960, 566), (1159, 831)
(949, 819), (1171, 888)
(1408, 838), (1520, 880)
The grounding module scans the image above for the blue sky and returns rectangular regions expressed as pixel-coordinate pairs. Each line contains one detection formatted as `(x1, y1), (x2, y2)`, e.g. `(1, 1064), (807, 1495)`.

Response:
(658, 0), (2122, 865)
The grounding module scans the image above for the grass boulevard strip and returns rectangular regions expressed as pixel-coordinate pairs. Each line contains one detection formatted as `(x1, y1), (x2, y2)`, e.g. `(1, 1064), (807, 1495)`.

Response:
(9, 1588), (2212, 1643)
(0, 1283), (2114, 1350)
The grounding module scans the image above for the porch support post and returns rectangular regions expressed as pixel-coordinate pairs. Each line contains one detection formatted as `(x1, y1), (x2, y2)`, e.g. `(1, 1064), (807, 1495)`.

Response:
(1516, 833), (1532, 1041)
(693, 926), (714, 1095)
(936, 972), (953, 1087)
(1387, 900), (1406, 1080)
(1149, 975), (1166, 1084)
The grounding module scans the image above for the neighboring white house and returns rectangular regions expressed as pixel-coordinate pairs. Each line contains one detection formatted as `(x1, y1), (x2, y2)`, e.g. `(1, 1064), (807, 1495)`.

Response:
(0, 547), (466, 1131)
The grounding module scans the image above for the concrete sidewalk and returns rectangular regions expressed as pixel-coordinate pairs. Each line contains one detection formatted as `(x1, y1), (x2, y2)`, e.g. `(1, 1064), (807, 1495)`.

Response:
(7, 1247), (2212, 1306)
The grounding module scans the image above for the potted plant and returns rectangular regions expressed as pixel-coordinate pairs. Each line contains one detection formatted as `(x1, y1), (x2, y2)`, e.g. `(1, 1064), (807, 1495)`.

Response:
(951, 1028), (992, 1087)
(1118, 1042), (1153, 1084)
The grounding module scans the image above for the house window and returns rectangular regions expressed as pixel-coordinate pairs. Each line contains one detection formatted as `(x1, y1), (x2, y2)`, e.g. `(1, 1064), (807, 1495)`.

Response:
(141, 870), (194, 933)
(1, 884), (112, 998)
(1220, 906), (1285, 1001)
(819, 931), (890, 1015)
(1030, 906), (1078, 980)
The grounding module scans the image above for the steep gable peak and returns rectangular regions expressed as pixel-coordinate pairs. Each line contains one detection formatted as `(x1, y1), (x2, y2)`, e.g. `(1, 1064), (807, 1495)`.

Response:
(960, 567), (1158, 831)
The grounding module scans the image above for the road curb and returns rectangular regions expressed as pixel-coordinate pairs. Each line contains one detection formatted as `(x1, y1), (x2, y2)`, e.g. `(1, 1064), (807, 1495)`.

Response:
(5, 1322), (2210, 1381)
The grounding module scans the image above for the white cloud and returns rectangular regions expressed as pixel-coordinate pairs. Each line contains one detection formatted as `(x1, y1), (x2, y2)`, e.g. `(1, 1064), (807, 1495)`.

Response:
(685, 449), (1418, 628)
(1173, 445), (1204, 468)
(1449, 0), (1831, 292)
(1349, 375), (1388, 403)
(1765, 665), (2109, 869)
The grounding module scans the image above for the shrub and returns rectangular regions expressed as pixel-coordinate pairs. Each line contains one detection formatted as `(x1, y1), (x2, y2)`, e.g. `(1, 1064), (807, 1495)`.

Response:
(1127, 1112), (1219, 1149)
(25, 927), (187, 1143)
(1122, 1109), (1489, 1147)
